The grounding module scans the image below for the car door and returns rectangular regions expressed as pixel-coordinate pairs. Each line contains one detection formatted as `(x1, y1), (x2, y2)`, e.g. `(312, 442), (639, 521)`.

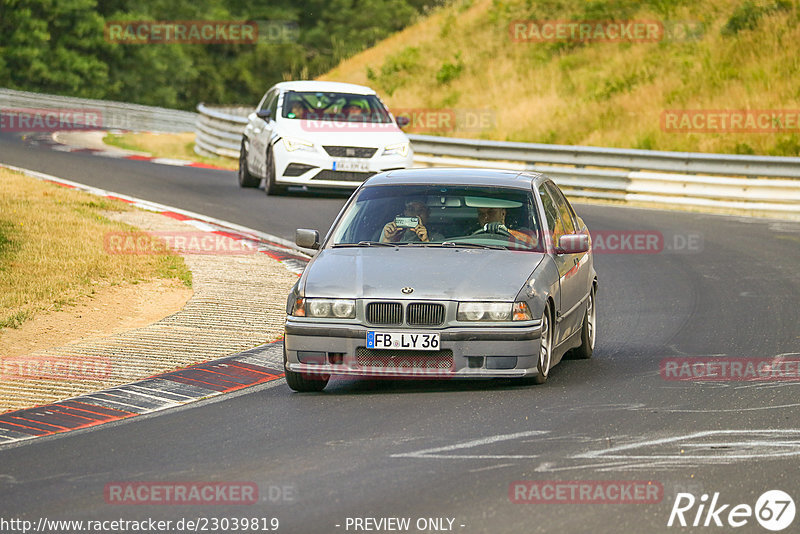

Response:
(246, 89), (277, 177)
(538, 183), (584, 344)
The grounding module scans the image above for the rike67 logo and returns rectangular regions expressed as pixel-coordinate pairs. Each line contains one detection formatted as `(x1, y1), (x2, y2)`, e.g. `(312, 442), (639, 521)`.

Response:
(668, 490), (795, 531)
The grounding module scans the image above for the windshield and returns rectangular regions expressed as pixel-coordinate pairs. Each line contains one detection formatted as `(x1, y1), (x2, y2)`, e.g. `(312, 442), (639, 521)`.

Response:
(328, 184), (543, 252)
(281, 91), (393, 123)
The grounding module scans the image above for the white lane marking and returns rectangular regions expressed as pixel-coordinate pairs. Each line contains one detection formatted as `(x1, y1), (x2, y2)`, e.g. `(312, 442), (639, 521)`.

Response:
(182, 219), (217, 232)
(575, 429), (800, 461)
(150, 158), (193, 166)
(391, 430), (548, 459)
(467, 463), (517, 473)
(658, 403), (800, 412)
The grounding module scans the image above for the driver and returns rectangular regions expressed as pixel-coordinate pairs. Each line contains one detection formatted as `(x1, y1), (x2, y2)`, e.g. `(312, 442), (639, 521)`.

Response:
(381, 201), (441, 243)
(476, 207), (536, 245)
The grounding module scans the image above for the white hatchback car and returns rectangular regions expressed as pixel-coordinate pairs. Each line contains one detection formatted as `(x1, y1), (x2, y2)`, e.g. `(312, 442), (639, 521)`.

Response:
(238, 81), (413, 194)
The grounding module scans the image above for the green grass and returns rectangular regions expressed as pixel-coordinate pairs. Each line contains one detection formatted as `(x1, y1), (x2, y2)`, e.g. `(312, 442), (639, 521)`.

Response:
(0, 168), (192, 330)
(322, 0), (800, 155)
(103, 132), (238, 170)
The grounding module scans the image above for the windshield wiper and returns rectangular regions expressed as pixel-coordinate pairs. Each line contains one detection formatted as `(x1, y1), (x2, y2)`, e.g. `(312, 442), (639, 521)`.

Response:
(332, 241), (401, 248)
(435, 241), (508, 250)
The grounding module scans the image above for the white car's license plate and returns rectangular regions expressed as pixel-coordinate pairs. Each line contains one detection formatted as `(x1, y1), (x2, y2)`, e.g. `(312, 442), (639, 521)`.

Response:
(366, 331), (441, 351)
(333, 159), (370, 172)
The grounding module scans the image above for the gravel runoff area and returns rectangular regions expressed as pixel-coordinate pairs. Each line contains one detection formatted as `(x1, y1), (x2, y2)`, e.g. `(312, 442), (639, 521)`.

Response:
(1, 207), (300, 413)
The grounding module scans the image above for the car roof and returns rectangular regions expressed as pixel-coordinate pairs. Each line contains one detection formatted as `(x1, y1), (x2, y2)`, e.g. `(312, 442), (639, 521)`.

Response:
(273, 80), (377, 95)
(365, 168), (546, 189)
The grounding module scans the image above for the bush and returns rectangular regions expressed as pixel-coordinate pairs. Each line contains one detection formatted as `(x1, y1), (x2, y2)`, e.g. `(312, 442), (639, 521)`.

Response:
(435, 53), (464, 85)
(722, 0), (792, 36)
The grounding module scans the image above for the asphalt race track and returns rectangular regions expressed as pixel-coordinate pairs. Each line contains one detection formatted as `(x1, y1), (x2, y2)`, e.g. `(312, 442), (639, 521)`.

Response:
(2, 131), (800, 533)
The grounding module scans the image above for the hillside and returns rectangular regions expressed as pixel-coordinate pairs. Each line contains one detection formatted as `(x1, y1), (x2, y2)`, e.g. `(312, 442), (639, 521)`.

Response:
(320, 0), (800, 156)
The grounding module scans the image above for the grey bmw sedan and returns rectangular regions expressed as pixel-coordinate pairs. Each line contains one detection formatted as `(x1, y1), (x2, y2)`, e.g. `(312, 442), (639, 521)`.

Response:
(284, 168), (597, 391)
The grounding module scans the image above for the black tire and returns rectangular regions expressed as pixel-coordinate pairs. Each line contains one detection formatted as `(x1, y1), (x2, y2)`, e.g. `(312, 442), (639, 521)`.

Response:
(237, 140), (260, 188)
(264, 146), (284, 195)
(532, 303), (553, 385)
(570, 287), (596, 360)
(284, 368), (329, 392)
(283, 346), (329, 392)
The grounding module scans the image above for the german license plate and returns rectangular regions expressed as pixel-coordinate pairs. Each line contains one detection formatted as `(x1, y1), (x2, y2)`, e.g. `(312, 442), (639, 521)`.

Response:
(333, 159), (369, 172)
(366, 331), (441, 351)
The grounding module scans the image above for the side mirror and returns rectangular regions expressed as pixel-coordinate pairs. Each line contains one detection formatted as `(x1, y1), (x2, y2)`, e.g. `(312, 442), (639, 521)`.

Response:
(395, 115), (410, 128)
(295, 228), (320, 250)
(256, 109), (272, 120)
(557, 233), (590, 254)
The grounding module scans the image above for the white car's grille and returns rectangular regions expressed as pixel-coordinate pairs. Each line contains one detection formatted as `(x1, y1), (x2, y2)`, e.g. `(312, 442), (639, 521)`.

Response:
(323, 146), (377, 158)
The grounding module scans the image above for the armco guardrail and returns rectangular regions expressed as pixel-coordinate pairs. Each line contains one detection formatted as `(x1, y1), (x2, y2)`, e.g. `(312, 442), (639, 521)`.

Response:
(195, 104), (800, 218)
(0, 88), (197, 133)
(195, 104), (248, 159)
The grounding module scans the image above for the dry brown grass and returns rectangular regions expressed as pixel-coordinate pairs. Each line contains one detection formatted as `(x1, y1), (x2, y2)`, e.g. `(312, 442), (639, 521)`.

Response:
(104, 132), (239, 170)
(0, 168), (192, 330)
(320, 0), (800, 155)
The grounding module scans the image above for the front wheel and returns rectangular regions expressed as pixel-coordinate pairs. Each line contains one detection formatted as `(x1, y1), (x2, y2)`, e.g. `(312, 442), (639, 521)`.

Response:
(532, 304), (553, 385)
(264, 146), (285, 196)
(284, 367), (329, 392)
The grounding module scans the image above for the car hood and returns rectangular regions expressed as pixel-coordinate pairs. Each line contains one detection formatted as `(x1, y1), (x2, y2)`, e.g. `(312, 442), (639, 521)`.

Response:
(302, 247), (544, 301)
(277, 118), (409, 148)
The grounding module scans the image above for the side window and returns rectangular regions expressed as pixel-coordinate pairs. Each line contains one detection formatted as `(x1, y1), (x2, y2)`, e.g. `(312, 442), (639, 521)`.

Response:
(544, 182), (576, 235)
(257, 89), (274, 112)
(269, 92), (280, 121)
(537, 185), (562, 245)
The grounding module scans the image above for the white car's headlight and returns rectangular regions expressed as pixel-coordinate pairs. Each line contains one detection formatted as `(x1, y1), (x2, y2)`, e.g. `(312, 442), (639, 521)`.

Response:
(299, 298), (356, 319)
(282, 137), (315, 152)
(382, 142), (409, 157)
(457, 301), (533, 322)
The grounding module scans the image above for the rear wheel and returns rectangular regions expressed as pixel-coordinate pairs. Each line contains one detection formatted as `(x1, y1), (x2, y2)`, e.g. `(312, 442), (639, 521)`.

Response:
(532, 304), (553, 385)
(570, 287), (596, 360)
(237, 140), (260, 188)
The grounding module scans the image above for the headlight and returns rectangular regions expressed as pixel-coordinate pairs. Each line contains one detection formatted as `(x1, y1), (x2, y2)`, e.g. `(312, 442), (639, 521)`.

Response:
(457, 301), (533, 322)
(282, 137), (315, 152)
(382, 142), (409, 157)
(301, 298), (356, 319)
(457, 302), (511, 321)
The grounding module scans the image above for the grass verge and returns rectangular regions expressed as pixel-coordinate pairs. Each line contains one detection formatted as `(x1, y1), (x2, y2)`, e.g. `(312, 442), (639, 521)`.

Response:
(103, 132), (239, 170)
(0, 167), (192, 330)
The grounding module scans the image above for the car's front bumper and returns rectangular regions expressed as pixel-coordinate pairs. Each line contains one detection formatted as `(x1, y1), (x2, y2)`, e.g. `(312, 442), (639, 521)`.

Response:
(274, 146), (413, 188)
(284, 319), (543, 379)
